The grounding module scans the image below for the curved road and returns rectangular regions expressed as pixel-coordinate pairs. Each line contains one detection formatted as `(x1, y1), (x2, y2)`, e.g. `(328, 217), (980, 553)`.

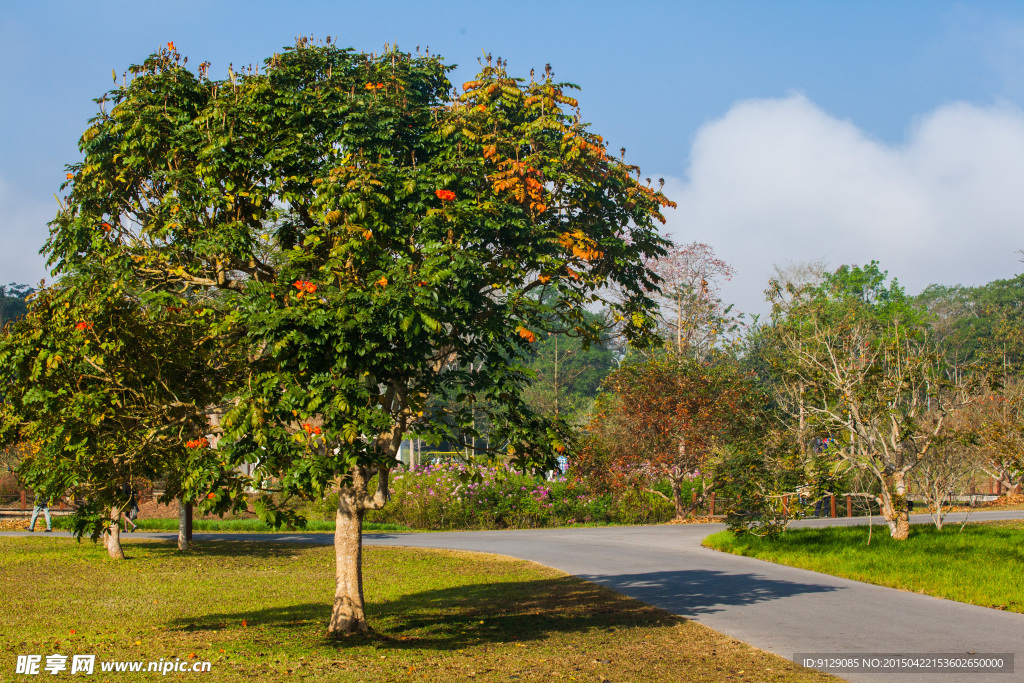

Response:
(6, 510), (1022, 681)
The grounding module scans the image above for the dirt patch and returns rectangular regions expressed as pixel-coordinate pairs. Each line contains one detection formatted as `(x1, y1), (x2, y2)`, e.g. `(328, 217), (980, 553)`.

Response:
(665, 515), (724, 525)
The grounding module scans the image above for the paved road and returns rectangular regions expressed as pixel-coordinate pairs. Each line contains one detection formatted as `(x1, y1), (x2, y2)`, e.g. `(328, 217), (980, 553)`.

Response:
(5, 510), (1023, 682)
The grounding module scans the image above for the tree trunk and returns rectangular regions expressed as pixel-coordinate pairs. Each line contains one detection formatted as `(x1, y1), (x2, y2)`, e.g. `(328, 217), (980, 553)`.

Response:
(669, 474), (686, 519)
(177, 497), (189, 551)
(105, 507), (125, 559)
(328, 484), (368, 635)
(326, 463), (392, 637)
(880, 473), (910, 541)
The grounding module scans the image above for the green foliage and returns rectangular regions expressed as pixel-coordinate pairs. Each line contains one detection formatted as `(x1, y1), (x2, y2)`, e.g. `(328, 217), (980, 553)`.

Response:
(915, 274), (1024, 381)
(0, 272), (243, 536)
(7, 38), (673, 551)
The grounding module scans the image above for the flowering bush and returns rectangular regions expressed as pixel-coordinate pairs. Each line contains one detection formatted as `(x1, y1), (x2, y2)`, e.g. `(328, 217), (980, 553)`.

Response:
(309, 463), (675, 529)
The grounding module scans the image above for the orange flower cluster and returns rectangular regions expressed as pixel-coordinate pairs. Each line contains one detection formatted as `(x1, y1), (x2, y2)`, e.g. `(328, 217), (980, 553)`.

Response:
(376, 277), (388, 287)
(66, 173), (73, 180)
(365, 82), (385, 90)
(167, 41), (176, 51)
(559, 230), (603, 261)
(435, 189), (456, 202)
(516, 326), (537, 343)
(186, 437), (209, 449)
(302, 424), (322, 435)
(293, 280), (317, 299)
(100, 222), (112, 231)
(74, 321), (92, 331)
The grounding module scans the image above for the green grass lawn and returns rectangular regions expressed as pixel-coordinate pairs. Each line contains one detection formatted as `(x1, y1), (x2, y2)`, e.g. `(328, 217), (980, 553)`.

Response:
(703, 521), (1024, 612)
(0, 537), (833, 682)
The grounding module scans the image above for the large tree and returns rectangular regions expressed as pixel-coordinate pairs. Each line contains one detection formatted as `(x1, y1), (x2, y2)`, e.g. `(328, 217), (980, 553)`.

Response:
(767, 262), (961, 540)
(28, 40), (673, 634)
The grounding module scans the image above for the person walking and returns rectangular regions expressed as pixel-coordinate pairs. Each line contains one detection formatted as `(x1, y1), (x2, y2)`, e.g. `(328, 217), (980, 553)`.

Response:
(122, 482), (138, 533)
(27, 491), (52, 532)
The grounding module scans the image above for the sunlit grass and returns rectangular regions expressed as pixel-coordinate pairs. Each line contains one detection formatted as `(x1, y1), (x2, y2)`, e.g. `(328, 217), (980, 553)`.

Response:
(0, 537), (834, 681)
(703, 521), (1024, 612)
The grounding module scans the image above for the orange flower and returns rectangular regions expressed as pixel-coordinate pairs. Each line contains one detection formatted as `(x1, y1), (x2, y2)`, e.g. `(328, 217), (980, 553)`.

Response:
(74, 321), (92, 331)
(302, 423), (322, 435)
(100, 222), (111, 231)
(292, 280), (317, 294)
(538, 275), (551, 284)
(66, 173), (74, 180)
(167, 41), (176, 50)
(435, 189), (456, 202)
(186, 437), (210, 449)
(207, 492), (216, 500)
(517, 326), (536, 343)
(377, 277), (388, 287)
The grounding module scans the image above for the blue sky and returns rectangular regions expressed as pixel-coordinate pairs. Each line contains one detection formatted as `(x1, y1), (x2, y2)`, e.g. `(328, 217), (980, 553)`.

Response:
(3, 1), (1024, 314)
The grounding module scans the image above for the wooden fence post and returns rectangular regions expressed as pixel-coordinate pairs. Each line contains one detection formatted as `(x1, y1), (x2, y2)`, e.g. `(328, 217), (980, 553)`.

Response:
(20, 490), (27, 511)
(691, 490), (698, 508)
(846, 494), (852, 517)
(709, 493), (716, 516)
(830, 495), (837, 518)
(782, 494), (789, 515)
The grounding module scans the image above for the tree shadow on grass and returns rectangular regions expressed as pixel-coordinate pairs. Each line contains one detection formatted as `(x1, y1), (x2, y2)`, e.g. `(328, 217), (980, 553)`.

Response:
(167, 574), (687, 651)
(121, 539), (317, 561)
(166, 567), (839, 651)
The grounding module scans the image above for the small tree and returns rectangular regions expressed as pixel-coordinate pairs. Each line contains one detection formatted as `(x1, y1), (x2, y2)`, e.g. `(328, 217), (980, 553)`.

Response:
(588, 353), (751, 519)
(35, 41), (673, 634)
(0, 272), (242, 557)
(644, 242), (740, 358)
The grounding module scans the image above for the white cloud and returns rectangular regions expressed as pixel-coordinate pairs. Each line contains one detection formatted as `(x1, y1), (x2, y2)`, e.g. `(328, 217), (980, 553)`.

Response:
(0, 176), (54, 287)
(662, 94), (1024, 318)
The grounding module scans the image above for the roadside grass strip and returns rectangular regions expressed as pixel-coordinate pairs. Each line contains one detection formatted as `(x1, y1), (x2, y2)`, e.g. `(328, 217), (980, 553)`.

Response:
(703, 520), (1024, 612)
(0, 538), (834, 682)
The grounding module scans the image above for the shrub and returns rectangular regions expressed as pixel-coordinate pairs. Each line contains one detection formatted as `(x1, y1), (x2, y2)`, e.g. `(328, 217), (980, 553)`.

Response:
(308, 463), (677, 530)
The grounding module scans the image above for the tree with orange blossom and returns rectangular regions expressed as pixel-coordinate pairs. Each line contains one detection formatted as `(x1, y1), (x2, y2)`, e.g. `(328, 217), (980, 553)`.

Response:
(20, 39), (673, 634)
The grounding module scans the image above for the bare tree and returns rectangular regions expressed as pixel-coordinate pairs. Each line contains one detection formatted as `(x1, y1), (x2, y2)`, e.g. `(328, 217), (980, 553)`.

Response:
(768, 263), (965, 540)
(908, 421), (980, 529)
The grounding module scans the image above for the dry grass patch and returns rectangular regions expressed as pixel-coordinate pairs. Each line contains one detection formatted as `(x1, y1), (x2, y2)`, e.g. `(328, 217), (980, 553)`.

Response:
(0, 537), (833, 681)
